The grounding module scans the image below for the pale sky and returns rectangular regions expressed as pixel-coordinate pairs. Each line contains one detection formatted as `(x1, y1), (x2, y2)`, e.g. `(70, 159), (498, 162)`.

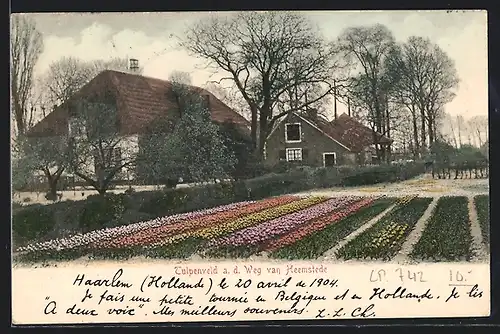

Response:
(20, 10), (488, 121)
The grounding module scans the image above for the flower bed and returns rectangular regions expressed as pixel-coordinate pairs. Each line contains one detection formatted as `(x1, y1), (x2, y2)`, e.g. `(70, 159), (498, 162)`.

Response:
(15, 200), (255, 254)
(474, 195), (489, 246)
(410, 196), (472, 261)
(142, 196), (317, 249)
(140, 196), (327, 259)
(191, 196), (328, 240)
(93, 196), (300, 249)
(270, 197), (397, 259)
(203, 196), (363, 258)
(145, 197), (328, 258)
(208, 196), (362, 248)
(336, 197), (433, 261)
(263, 197), (381, 253)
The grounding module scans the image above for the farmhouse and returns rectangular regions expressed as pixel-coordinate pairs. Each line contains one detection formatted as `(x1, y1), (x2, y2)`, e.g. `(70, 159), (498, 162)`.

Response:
(26, 69), (250, 181)
(265, 109), (392, 167)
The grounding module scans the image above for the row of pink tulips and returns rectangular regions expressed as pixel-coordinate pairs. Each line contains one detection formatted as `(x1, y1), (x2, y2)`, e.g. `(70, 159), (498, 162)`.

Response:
(208, 196), (363, 248)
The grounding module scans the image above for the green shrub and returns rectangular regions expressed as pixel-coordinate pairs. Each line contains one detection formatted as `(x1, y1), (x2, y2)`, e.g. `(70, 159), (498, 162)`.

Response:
(313, 167), (343, 188)
(235, 161), (273, 179)
(138, 188), (191, 217)
(12, 205), (56, 243)
(474, 195), (489, 245)
(233, 180), (250, 201)
(181, 182), (235, 212)
(79, 194), (130, 231)
(244, 173), (298, 199)
(340, 163), (424, 187)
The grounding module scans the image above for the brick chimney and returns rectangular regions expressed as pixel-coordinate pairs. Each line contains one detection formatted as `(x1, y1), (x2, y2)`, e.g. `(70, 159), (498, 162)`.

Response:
(129, 58), (139, 72)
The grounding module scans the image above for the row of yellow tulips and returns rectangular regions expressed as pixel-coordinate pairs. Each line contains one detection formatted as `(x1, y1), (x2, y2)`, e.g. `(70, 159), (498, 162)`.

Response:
(145, 196), (328, 247)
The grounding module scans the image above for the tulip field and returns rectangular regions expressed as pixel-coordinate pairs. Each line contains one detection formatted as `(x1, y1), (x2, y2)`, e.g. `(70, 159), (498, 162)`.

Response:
(13, 193), (488, 263)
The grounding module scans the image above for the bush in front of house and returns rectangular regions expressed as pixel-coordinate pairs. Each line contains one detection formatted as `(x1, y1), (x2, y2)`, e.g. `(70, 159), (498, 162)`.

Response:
(178, 182), (237, 213)
(137, 188), (191, 217)
(244, 173), (295, 199)
(342, 165), (396, 186)
(339, 163), (425, 187)
(12, 204), (56, 243)
(79, 193), (130, 231)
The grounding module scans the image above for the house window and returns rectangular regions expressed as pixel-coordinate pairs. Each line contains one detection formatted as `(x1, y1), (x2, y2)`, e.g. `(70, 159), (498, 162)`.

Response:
(285, 123), (301, 143)
(323, 152), (337, 167)
(286, 148), (302, 162)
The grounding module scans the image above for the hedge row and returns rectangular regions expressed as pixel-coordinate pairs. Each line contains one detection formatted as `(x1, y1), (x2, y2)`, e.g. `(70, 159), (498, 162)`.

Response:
(12, 162), (425, 246)
(474, 195), (489, 246)
(245, 162), (426, 196)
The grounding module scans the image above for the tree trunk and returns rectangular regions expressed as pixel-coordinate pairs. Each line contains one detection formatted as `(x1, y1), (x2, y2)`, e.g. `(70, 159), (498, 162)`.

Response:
(48, 179), (58, 198)
(96, 187), (107, 195)
(43, 167), (64, 200)
(256, 115), (268, 162)
(385, 104), (391, 163)
(250, 108), (258, 150)
(428, 116), (435, 146)
(420, 109), (427, 153)
(411, 107), (419, 159)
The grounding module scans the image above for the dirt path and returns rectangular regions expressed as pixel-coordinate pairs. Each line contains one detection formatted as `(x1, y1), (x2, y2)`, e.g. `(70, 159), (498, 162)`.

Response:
(468, 196), (489, 262)
(393, 197), (439, 264)
(321, 203), (398, 261)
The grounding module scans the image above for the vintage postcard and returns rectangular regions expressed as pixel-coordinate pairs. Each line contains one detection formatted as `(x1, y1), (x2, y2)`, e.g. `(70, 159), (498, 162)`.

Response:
(11, 10), (490, 324)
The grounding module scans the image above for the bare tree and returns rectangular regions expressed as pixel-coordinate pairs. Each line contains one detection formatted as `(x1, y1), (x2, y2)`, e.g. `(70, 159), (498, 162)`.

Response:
(441, 112), (459, 148)
(68, 97), (136, 195)
(337, 24), (397, 161)
(468, 115), (488, 148)
(21, 136), (69, 199)
(182, 11), (345, 160)
(203, 82), (251, 120)
(21, 57), (132, 197)
(169, 70), (192, 86)
(42, 57), (92, 108)
(386, 36), (459, 150)
(41, 56), (132, 109)
(456, 115), (466, 147)
(10, 15), (44, 137)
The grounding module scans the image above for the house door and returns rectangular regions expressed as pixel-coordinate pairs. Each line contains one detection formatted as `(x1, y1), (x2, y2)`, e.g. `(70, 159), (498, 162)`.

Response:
(324, 153), (336, 167)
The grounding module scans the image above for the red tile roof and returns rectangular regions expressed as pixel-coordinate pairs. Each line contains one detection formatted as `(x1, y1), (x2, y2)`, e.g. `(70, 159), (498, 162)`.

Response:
(27, 70), (250, 137)
(299, 112), (392, 153)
